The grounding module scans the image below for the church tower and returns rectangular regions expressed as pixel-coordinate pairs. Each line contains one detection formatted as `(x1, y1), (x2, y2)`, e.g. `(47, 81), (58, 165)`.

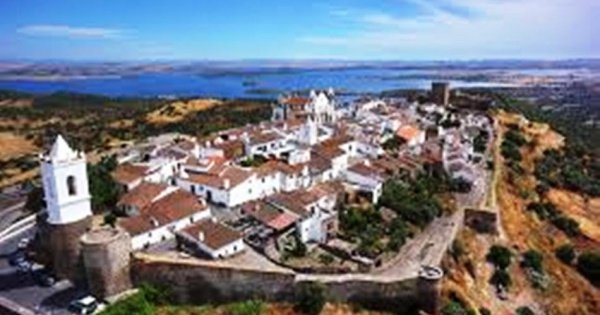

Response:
(40, 135), (92, 224)
(37, 135), (93, 282)
(299, 116), (318, 146)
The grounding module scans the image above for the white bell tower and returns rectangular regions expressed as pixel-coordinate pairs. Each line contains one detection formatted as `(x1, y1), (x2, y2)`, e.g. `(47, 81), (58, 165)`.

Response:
(40, 135), (92, 225)
(299, 116), (318, 146)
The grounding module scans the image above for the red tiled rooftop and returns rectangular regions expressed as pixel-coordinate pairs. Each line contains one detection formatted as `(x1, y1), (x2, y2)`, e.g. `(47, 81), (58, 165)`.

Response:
(180, 219), (242, 250)
(119, 190), (207, 236)
(111, 163), (149, 185)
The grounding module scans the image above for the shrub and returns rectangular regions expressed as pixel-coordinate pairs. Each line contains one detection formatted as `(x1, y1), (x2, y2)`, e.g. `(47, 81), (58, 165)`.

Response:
(318, 253), (334, 265)
(441, 301), (470, 315)
(555, 244), (576, 265)
(515, 306), (536, 315)
(550, 215), (580, 237)
(479, 307), (492, 315)
(490, 269), (512, 289)
(486, 245), (512, 270)
(450, 239), (465, 261)
(103, 213), (117, 228)
(576, 251), (600, 286)
(295, 283), (326, 315)
(521, 250), (544, 274)
(99, 291), (154, 315)
(226, 300), (264, 315)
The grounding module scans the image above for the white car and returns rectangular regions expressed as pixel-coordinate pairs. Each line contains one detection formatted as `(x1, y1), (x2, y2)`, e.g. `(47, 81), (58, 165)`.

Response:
(68, 296), (98, 315)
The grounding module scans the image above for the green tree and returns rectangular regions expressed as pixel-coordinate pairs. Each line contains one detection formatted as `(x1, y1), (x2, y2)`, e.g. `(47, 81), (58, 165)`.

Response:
(88, 155), (120, 211)
(295, 283), (326, 315)
(521, 250), (544, 274)
(576, 251), (600, 286)
(226, 300), (264, 315)
(555, 244), (576, 265)
(515, 306), (536, 315)
(490, 269), (512, 288)
(486, 245), (512, 270)
(24, 186), (45, 213)
(479, 307), (492, 315)
(441, 301), (470, 315)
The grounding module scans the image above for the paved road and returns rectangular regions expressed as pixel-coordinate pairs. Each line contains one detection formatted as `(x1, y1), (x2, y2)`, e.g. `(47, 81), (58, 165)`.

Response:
(0, 226), (83, 315)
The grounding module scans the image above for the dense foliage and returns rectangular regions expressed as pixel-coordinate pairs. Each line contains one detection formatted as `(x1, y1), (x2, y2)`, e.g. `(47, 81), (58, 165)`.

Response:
(295, 283), (326, 315)
(441, 301), (473, 315)
(379, 173), (447, 228)
(486, 245), (513, 289)
(473, 129), (490, 153)
(555, 244), (576, 265)
(99, 284), (170, 315)
(516, 306), (536, 315)
(486, 245), (512, 270)
(526, 202), (580, 237)
(88, 155), (120, 212)
(521, 250), (544, 274)
(535, 148), (599, 197)
(576, 251), (600, 286)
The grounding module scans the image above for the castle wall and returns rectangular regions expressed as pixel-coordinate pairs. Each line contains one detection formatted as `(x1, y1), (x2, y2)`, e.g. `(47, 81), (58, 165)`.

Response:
(37, 215), (92, 283)
(131, 258), (440, 314)
(81, 227), (132, 298)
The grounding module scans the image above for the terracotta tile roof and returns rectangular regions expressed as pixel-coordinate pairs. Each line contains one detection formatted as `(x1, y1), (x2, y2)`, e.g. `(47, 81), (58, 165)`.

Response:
(313, 145), (345, 160)
(248, 131), (283, 146)
(180, 219), (242, 250)
(348, 162), (382, 178)
(308, 154), (332, 174)
(257, 160), (304, 176)
(320, 134), (354, 148)
(119, 189), (207, 236)
(111, 163), (150, 185)
(283, 96), (310, 106)
(212, 139), (244, 159)
(117, 182), (169, 210)
(268, 183), (339, 218)
(186, 166), (253, 190)
(396, 125), (422, 142)
(242, 200), (298, 231)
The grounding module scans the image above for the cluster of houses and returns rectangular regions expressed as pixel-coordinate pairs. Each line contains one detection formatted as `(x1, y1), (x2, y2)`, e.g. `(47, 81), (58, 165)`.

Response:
(41, 85), (491, 262)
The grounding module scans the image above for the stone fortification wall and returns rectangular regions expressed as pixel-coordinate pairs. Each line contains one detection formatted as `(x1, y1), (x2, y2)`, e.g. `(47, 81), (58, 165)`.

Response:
(81, 227), (132, 298)
(131, 256), (441, 314)
(37, 215), (92, 283)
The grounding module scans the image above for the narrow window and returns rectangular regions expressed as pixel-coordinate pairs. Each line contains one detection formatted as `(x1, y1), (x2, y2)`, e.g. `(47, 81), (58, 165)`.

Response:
(66, 176), (77, 196)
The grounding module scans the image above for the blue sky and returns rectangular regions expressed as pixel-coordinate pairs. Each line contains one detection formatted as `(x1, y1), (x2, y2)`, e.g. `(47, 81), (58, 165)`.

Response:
(1, 0), (597, 60)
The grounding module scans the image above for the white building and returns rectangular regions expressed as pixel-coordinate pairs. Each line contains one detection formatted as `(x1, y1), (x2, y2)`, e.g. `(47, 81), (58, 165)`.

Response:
(177, 219), (245, 259)
(118, 189), (211, 250)
(343, 161), (384, 204)
(272, 89), (338, 124)
(40, 135), (92, 225)
(267, 183), (340, 243)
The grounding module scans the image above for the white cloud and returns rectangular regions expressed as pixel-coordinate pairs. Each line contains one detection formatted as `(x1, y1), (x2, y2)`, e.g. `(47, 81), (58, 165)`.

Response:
(17, 24), (126, 39)
(300, 0), (598, 59)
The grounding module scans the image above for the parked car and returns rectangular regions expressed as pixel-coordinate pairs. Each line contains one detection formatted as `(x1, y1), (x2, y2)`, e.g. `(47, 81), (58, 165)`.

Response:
(8, 251), (25, 266)
(32, 268), (56, 287)
(68, 296), (98, 315)
(17, 238), (30, 250)
(16, 260), (32, 273)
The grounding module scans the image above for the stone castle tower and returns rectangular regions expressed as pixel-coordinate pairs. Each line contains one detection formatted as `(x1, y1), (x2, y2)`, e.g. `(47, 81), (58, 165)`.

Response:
(38, 135), (93, 281)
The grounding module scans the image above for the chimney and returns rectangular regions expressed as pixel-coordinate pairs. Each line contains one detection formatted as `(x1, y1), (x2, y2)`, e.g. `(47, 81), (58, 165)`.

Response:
(223, 178), (230, 189)
(198, 232), (205, 242)
(364, 160), (371, 167)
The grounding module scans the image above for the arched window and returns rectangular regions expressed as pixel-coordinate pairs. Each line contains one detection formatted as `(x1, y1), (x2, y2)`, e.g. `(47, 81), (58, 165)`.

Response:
(66, 176), (77, 196)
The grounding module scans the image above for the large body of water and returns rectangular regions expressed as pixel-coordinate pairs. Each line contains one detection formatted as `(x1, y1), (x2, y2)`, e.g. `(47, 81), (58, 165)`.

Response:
(0, 68), (525, 98)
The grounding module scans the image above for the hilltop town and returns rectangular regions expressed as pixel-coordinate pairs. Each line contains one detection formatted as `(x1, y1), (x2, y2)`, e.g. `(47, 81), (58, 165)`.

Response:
(0, 81), (598, 315)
